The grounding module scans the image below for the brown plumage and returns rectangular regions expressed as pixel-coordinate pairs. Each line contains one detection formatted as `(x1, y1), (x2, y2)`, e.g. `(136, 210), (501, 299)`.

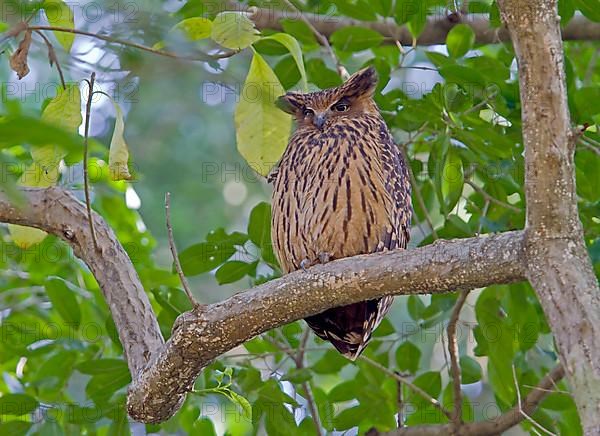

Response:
(269, 67), (411, 360)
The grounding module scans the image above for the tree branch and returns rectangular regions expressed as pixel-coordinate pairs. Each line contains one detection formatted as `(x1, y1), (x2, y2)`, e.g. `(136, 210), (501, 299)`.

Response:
(0, 187), (526, 423)
(496, 1), (600, 433)
(243, 6), (600, 46)
(0, 188), (163, 376)
(372, 365), (565, 436)
(447, 290), (470, 429)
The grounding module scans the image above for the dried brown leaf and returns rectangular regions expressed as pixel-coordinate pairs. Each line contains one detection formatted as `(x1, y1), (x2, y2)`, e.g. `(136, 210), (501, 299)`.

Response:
(10, 30), (32, 79)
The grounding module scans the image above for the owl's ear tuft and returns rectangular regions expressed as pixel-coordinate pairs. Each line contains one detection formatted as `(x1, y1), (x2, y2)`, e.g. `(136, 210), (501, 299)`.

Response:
(276, 93), (304, 114)
(341, 66), (378, 99)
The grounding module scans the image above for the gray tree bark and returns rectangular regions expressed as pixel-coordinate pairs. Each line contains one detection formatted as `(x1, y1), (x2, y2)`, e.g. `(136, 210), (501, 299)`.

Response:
(498, 1), (600, 433)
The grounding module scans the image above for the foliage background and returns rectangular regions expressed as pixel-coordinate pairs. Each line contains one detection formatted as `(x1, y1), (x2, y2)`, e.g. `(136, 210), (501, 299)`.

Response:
(0, 0), (599, 434)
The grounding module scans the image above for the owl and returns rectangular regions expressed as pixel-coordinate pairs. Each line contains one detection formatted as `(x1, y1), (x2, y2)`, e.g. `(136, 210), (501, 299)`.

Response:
(269, 67), (412, 360)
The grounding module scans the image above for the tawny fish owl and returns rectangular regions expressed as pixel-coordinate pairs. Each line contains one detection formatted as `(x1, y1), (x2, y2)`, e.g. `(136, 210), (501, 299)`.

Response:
(269, 67), (411, 360)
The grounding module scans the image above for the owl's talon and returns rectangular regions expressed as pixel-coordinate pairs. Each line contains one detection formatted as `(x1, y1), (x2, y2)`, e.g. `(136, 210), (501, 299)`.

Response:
(300, 258), (311, 272)
(318, 252), (332, 264)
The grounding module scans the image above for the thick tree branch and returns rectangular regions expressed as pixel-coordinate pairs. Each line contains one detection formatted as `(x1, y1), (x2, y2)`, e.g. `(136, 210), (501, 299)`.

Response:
(0, 187), (526, 423)
(242, 6), (600, 46)
(497, 1), (600, 433)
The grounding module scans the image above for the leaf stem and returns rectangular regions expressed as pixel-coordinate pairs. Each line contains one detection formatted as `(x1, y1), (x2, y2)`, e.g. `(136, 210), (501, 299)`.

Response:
(83, 72), (99, 251)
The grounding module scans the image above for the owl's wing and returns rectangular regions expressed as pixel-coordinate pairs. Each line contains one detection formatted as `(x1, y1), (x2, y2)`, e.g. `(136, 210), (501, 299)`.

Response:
(379, 130), (412, 251)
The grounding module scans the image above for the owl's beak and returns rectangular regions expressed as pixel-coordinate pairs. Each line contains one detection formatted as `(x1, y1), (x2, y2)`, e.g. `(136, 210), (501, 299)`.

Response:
(314, 113), (327, 129)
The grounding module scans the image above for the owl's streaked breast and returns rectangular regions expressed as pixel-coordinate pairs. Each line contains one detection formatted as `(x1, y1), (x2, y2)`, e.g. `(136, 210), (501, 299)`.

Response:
(271, 115), (401, 273)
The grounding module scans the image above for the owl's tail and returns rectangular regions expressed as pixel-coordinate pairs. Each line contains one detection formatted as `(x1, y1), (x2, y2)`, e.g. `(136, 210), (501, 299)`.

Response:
(305, 296), (393, 360)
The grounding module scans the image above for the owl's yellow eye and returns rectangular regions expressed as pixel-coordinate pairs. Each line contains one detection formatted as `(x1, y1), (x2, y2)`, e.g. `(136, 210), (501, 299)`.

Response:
(333, 103), (349, 112)
(303, 108), (314, 117)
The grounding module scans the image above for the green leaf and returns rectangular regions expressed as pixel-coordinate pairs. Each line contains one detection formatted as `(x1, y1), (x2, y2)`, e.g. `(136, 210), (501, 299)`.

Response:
(261, 33), (308, 91)
(574, 86), (600, 121)
(407, 295), (426, 320)
(171, 17), (213, 41)
(281, 368), (312, 384)
(312, 350), (350, 374)
(489, 1), (501, 27)
(76, 358), (129, 375)
(395, 341), (421, 374)
(247, 202), (277, 265)
(86, 369), (131, 405)
(558, 0), (575, 25)
(193, 418), (216, 435)
(0, 421), (32, 435)
(234, 51), (291, 176)
(226, 390), (252, 419)
(373, 317), (395, 337)
(0, 21), (8, 32)
(45, 277), (81, 328)
(439, 65), (486, 89)
(0, 115), (83, 152)
(405, 371), (442, 405)
(275, 55), (302, 90)
(441, 146), (464, 213)
(329, 380), (358, 402)
(43, 0), (75, 51)
(0, 394), (38, 415)
(460, 356), (482, 383)
(306, 58), (343, 89)
(108, 100), (133, 180)
(407, 6), (427, 39)
(280, 19), (318, 46)
(575, 0), (600, 21)
(395, 0), (422, 24)
(215, 261), (252, 284)
(446, 24), (475, 58)
(330, 27), (384, 52)
(178, 241), (236, 276)
(211, 11), (260, 49)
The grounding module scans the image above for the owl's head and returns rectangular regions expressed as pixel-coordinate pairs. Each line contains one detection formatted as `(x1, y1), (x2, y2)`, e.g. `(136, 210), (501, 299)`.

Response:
(276, 66), (379, 130)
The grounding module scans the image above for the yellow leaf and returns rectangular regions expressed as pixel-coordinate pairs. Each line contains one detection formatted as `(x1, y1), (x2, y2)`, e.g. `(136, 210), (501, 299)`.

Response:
(234, 52), (291, 176)
(43, 0), (75, 52)
(172, 17), (213, 41)
(10, 85), (81, 248)
(8, 164), (60, 247)
(211, 11), (260, 50)
(32, 84), (82, 169)
(8, 225), (48, 249)
(108, 102), (132, 181)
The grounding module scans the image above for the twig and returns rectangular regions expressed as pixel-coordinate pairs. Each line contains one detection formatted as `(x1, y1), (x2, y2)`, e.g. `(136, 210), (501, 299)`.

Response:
(279, 0), (349, 80)
(370, 365), (565, 435)
(296, 329), (322, 435)
(360, 356), (453, 420)
(395, 371), (404, 428)
(447, 291), (470, 430)
(165, 192), (201, 309)
(477, 199), (490, 235)
(265, 329), (323, 435)
(465, 179), (521, 213)
(512, 365), (557, 436)
(33, 30), (66, 89)
(82, 73), (99, 251)
(18, 24), (237, 61)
